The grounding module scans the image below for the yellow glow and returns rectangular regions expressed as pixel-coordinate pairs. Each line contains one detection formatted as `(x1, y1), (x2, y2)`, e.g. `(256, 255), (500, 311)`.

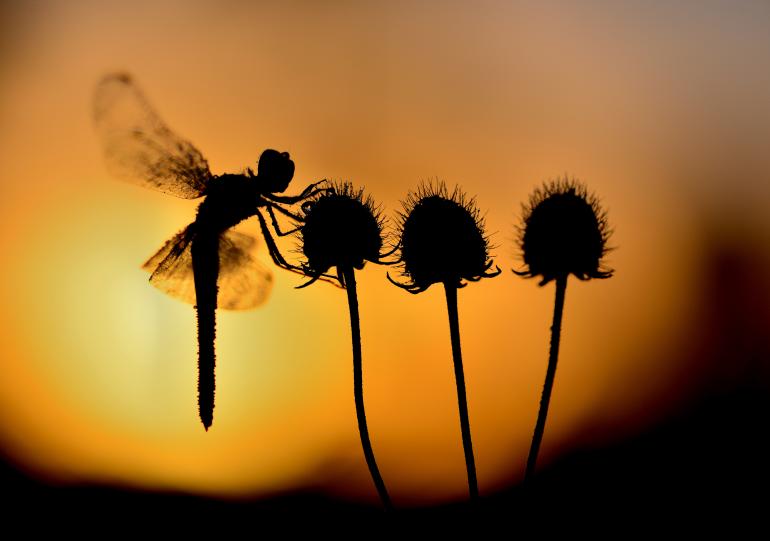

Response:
(1, 0), (769, 505)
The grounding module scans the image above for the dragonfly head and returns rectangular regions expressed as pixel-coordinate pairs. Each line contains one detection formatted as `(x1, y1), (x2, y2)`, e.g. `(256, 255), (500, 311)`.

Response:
(257, 149), (295, 193)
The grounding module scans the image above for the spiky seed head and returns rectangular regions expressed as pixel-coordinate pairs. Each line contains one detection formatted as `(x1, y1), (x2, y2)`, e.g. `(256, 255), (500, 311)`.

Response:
(299, 182), (385, 286)
(391, 182), (499, 293)
(515, 177), (613, 286)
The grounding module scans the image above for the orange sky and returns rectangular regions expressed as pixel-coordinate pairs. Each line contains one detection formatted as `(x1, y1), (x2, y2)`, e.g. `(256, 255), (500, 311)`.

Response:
(1, 1), (769, 505)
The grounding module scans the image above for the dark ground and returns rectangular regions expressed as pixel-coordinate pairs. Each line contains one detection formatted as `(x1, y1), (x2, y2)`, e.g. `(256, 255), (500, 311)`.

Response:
(2, 385), (767, 534)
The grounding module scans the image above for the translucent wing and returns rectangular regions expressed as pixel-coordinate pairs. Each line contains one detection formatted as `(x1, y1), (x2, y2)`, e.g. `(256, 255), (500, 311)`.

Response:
(142, 226), (273, 310)
(94, 73), (212, 199)
(142, 225), (197, 303)
(216, 230), (274, 310)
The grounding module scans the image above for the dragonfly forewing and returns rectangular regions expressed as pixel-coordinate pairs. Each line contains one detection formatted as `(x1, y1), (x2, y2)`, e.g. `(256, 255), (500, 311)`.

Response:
(94, 73), (212, 199)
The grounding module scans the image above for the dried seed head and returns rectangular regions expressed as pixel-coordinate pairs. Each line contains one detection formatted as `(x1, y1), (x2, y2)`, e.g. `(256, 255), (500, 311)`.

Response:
(390, 182), (500, 293)
(299, 182), (386, 287)
(515, 178), (613, 286)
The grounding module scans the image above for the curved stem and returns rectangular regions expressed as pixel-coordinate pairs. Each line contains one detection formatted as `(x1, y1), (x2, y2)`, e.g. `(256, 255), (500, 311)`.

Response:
(342, 266), (392, 510)
(191, 233), (219, 431)
(443, 281), (479, 501)
(525, 274), (568, 482)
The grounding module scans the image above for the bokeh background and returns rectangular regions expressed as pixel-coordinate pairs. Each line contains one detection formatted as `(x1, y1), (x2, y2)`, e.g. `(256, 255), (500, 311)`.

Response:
(1, 0), (769, 514)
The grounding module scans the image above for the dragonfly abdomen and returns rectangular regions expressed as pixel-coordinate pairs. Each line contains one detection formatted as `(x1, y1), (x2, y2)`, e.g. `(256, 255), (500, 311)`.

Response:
(191, 233), (220, 430)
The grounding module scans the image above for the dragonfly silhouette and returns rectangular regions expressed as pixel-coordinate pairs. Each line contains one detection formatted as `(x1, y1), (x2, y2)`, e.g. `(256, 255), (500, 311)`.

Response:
(94, 73), (331, 430)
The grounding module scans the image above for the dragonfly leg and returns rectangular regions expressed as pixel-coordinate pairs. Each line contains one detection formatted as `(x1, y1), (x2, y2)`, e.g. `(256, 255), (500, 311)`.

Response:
(266, 204), (302, 236)
(264, 180), (332, 204)
(256, 209), (306, 272)
(255, 209), (342, 287)
(296, 179), (327, 198)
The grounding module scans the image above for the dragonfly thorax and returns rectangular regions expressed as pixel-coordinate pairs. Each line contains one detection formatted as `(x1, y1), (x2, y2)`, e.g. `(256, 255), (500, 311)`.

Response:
(196, 174), (262, 232)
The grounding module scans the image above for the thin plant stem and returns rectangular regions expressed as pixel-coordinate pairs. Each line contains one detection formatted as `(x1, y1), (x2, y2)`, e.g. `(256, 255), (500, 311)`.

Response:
(342, 266), (392, 510)
(191, 233), (220, 431)
(443, 281), (479, 501)
(525, 274), (568, 482)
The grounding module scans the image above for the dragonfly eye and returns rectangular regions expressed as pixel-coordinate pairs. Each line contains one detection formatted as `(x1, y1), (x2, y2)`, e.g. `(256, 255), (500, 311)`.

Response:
(258, 148), (294, 193)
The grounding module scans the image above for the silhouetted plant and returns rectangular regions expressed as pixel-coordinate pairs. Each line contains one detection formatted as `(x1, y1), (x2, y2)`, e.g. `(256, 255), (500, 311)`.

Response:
(297, 182), (393, 510)
(389, 182), (500, 501)
(514, 178), (613, 482)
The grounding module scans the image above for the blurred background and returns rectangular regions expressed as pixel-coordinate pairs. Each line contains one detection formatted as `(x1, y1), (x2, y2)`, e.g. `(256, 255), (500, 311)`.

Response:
(1, 0), (768, 522)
